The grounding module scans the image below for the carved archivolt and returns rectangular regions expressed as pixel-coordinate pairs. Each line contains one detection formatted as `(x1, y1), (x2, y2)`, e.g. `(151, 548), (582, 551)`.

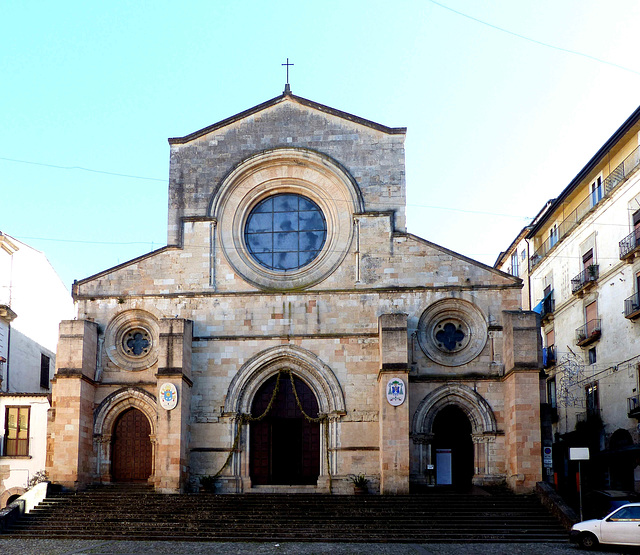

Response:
(412, 383), (497, 437)
(94, 387), (158, 437)
(223, 345), (346, 416)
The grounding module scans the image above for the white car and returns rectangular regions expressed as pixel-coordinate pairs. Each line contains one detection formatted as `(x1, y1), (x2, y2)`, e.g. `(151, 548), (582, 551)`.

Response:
(570, 502), (640, 549)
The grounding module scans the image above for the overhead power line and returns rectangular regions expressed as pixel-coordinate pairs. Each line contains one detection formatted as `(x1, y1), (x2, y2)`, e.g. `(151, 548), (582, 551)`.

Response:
(0, 156), (167, 182)
(426, 0), (640, 77)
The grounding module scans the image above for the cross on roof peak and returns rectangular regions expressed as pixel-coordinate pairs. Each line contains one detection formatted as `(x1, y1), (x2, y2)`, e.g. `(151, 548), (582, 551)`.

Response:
(282, 58), (293, 95)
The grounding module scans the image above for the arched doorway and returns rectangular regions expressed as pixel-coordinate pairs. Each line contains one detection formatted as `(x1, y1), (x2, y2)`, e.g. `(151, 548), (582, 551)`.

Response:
(250, 373), (320, 485)
(111, 408), (152, 482)
(433, 405), (473, 488)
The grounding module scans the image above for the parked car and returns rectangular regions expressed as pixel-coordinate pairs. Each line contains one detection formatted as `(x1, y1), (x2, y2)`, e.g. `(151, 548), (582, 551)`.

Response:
(584, 489), (640, 519)
(570, 503), (640, 549)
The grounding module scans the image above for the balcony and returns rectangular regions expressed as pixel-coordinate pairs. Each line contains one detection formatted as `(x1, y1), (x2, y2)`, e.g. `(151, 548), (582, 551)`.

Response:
(530, 145), (640, 270)
(543, 345), (556, 368)
(571, 265), (599, 295)
(541, 294), (555, 322)
(620, 229), (640, 261)
(628, 394), (640, 419)
(624, 292), (640, 320)
(576, 319), (601, 347)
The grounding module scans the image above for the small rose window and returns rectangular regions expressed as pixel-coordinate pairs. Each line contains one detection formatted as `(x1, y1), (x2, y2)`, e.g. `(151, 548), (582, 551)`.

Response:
(123, 329), (151, 357)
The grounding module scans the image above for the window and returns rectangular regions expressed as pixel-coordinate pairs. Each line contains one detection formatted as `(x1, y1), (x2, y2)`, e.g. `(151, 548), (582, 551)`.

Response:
(521, 249), (526, 261)
(547, 378), (556, 408)
(586, 382), (599, 416)
(40, 354), (50, 390)
(4, 406), (30, 456)
(590, 176), (602, 207)
(549, 225), (558, 248)
(510, 252), (519, 277)
(634, 210), (640, 247)
(582, 248), (594, 271)
(585, 301), (598, 333)
(245, 194), (327, 271)
(588, 347), (597, 365)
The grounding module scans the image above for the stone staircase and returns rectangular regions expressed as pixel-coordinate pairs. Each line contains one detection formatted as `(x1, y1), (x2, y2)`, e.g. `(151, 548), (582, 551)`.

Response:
(1, 484), (568, 543)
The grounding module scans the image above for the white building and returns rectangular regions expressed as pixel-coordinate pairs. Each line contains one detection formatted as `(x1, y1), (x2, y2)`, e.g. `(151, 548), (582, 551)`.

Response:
(0, 232), (74, 507)
(498, 105), (640, 499)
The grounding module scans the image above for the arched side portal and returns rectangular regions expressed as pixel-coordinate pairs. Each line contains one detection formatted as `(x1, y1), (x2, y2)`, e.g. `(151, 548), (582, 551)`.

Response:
(224, 345), (346, 490)
(411, 384), (499, 487)
(93, 387), (158, 484)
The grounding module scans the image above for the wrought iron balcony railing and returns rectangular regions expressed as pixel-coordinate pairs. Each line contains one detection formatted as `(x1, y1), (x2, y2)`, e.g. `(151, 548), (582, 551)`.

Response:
(530, 145), (640, 270)
(571, 265), (599, 294)
(625, 292), (640, 319)
(620, 229), (640, 260)
(541, 295), (555, 320)
(576, 319), (601, 346)
(628, 394), (640, 418)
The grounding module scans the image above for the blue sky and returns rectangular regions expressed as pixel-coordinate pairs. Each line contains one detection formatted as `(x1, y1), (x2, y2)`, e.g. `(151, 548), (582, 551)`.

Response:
(2, 1), (640, 290)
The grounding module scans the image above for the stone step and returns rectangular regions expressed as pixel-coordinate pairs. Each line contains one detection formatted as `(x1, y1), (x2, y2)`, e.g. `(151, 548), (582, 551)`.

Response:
(4, 486), (568, 543)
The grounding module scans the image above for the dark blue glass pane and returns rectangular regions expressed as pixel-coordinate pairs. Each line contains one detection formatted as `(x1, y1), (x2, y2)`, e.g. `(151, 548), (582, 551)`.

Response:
(298, 197), (315, 211)
(252, 198), (273, 213)
(274, 251), (298, 270)
(274, 194), (297, 212)
(246, 233), (272, 253)
(301, 231), (324, 252)
(247, 213), (272, 233)
(299, 211), (324, 231)
(274, 212), (297, 232)
(253, 252), (273, 267)
(299, 250), (317, 266)
(273, 232), (298, 252)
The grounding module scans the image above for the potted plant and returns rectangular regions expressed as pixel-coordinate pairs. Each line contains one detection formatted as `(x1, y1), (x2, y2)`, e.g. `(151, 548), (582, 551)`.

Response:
(349, 473), (369, 494)
(587, 264), (598, 280)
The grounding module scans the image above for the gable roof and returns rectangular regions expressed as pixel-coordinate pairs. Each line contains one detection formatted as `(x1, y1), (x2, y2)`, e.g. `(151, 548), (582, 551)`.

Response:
(168, 91), (407, 145)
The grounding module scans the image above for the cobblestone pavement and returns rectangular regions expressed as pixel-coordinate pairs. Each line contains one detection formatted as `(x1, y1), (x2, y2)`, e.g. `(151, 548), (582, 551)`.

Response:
(0, 539), (634, 555)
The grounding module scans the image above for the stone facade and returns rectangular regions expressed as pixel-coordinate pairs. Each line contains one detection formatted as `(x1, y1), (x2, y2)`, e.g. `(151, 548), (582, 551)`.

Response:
(48, 91), (543, 494)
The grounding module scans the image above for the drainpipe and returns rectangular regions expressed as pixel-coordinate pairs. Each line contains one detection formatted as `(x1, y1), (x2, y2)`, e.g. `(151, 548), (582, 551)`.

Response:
(525, 238), (533, 311)
(5, 321), (10, 392)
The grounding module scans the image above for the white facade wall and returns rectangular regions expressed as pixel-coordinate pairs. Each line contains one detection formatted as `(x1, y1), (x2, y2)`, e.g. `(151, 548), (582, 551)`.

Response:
(0, 233), (75, 393)
(531, 167), (640, 449)
(0, 394), (50, 507)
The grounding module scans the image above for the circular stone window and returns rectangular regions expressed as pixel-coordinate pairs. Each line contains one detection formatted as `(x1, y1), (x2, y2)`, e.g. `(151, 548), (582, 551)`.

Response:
(245, 193), (327, 271)
(105, 310), (159, 371)
(417, 299), (488, 367)
(213, 149), (360, 291)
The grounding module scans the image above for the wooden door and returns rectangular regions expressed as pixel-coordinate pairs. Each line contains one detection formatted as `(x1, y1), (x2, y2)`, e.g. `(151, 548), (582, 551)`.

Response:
(250, 374), (320, 485)
(111, 408), (152, 482)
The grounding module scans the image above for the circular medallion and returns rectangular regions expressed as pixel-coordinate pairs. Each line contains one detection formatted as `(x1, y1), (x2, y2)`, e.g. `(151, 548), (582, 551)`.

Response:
(386, 377), (406, 406)
(159, 383), (178, 410)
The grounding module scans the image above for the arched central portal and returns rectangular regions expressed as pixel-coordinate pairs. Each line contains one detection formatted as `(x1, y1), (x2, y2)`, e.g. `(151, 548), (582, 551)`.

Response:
(111, 408), (152, 482)
(250, 374), (320, 485)
(433, 405), (473, 488)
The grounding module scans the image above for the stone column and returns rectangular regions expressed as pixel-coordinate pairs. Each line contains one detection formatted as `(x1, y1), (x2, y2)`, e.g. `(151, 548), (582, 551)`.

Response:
(47, 320), (98, 490)
(154, 318), (193, 493)
(502, 310), (543, 493)
(377, 313), (410, 494)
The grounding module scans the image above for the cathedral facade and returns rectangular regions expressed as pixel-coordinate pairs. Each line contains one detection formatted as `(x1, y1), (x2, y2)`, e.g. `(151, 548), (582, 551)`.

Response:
(47, 91), (542, 494)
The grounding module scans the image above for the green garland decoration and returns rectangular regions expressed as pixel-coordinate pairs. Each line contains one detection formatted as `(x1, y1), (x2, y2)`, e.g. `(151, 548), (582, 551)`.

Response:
(211, 370), (332, 492)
